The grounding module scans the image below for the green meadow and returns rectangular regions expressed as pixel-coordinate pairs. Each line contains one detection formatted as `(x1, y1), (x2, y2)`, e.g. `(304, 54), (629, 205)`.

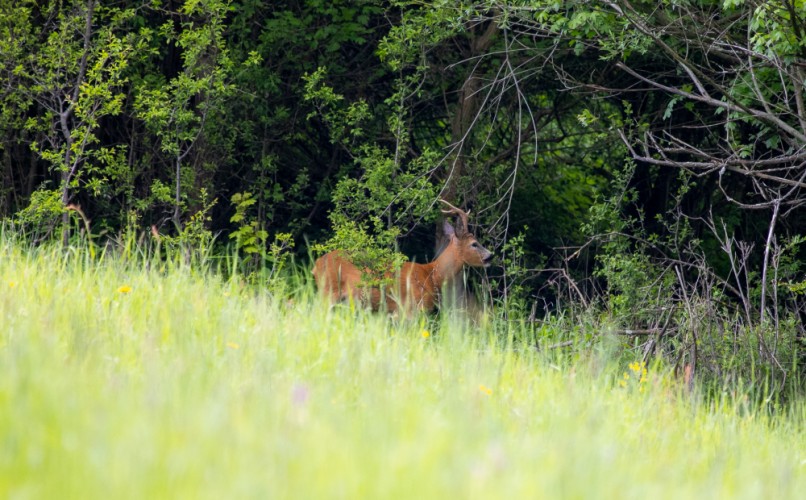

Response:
(0, 240), (804, 499)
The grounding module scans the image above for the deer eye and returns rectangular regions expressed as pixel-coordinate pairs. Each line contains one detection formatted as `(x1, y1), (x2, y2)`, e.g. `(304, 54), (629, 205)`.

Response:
(470, 242), (478, 248)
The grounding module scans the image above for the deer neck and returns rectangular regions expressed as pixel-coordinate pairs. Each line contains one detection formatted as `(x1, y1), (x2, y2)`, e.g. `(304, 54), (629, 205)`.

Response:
(428, 244), (463, 289)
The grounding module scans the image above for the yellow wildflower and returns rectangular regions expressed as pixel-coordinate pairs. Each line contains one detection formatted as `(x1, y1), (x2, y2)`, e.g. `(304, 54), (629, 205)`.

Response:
(8, 281), (16, 288)
(479, 384), (493, 396)
(619, 380), (627, 388)
(629, 361), (646, 373)
(227, 342), (239, 350)
(421, 330), (430, 339)
(117, 285), (132, 294)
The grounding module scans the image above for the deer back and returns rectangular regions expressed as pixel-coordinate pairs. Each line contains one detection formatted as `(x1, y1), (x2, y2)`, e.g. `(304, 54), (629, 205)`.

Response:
(312, 250), (364, 304)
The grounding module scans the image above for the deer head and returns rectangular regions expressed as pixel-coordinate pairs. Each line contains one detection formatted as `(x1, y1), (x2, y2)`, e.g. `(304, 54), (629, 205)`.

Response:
(439, 199), (493, 268)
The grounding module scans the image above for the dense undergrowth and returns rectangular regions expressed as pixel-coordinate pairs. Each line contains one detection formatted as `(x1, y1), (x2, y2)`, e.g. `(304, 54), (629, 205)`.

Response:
(0, 237), (804, 498)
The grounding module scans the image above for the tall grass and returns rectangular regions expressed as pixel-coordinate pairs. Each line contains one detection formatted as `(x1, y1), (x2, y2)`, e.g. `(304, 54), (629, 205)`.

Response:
(0, 238), (804, 499)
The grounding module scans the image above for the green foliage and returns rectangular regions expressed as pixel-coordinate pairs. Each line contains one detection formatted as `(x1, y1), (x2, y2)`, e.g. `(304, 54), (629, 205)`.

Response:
(583, 161), (669, 319)
(229, 191), (268, 256)
(158, 189), (217, 265)
(581, 158), (806, 399)
(748, 1), (803, 60)
(14, 189), (64, 234)
(304, 66), (372, 148)
(3, 1), (142, 239)
(775, 235), (806, 294)
(267, 231), (295, 281)
(227, 191), (295, 288)
(304, 67), (439, 278)
(378, 1), (463, 71)
(133, 0), (233, 226)
(494, 227), (532, 317)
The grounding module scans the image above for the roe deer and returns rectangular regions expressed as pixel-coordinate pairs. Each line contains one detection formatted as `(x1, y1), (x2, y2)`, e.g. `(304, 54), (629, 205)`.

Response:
(312, 200), (493, 314)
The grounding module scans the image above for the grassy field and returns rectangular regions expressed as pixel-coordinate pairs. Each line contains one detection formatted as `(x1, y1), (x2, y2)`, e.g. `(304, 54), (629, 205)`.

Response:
(0, 240), (804, 499)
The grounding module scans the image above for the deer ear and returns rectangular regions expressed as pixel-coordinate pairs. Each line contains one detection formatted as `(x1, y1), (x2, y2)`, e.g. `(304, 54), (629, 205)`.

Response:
(442, 219), (456, 237)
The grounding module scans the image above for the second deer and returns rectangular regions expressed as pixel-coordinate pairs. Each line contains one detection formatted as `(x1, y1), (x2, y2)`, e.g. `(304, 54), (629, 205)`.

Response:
(312, 200), (493, 314)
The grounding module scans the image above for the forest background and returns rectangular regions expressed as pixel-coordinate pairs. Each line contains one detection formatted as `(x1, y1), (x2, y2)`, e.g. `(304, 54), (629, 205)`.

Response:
(1, 0), (806, 399)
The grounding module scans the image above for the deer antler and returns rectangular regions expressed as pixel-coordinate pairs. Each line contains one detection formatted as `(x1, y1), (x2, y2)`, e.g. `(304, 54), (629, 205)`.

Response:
(439, 198), (470, 235)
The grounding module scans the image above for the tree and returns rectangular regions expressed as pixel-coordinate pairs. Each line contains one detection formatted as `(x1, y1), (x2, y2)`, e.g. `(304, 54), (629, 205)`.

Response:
(134, 0), (233, 230)
(1, 1), (140, 242)
(461, 0), (806, 382)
